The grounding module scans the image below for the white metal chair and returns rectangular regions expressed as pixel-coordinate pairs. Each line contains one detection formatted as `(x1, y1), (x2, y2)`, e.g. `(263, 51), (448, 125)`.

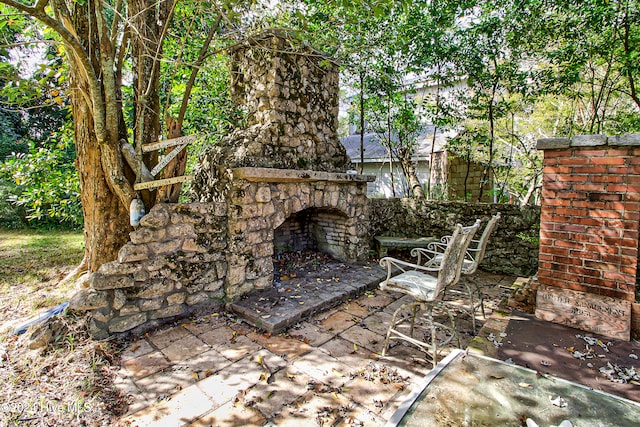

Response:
(378, 222), (480, 366)
(412, 213), (501, 332)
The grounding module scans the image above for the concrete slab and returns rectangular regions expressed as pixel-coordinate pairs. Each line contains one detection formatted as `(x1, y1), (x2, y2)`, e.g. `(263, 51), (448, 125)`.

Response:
(230, 260), (385, 333)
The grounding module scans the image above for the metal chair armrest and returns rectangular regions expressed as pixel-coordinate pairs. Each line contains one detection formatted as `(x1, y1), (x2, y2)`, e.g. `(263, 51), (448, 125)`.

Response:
(410, 246), (446, 268)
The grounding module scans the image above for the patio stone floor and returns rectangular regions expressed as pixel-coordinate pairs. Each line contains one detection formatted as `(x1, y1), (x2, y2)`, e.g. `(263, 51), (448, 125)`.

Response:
(115, 270), (518, 426)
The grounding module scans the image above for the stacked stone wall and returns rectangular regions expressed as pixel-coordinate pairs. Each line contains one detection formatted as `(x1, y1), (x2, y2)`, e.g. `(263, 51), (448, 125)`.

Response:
(369, 198), (540, 276)
(71, 203), (228, 338)
(72, 196), (540, 337)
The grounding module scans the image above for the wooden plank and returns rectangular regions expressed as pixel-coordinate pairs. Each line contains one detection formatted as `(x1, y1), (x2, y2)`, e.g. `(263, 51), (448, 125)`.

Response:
(133, 175), (193, 191)
(142, 134), (196, 153)
(535, 284), (631, 341)
(150, 142), (189, 177)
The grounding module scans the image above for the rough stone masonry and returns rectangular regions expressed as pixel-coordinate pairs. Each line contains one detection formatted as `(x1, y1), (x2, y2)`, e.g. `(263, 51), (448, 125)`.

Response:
(70, 30), (373, 338)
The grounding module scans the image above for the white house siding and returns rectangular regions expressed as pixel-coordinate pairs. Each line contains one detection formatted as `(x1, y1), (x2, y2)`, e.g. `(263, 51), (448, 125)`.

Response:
(358, 152), (447, 198)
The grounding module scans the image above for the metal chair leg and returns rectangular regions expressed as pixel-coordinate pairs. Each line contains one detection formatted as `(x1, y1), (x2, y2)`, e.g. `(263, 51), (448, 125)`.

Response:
(383, 301), (422, 357)
(463, 281), (478, 333)
(409, 303), (419, 337)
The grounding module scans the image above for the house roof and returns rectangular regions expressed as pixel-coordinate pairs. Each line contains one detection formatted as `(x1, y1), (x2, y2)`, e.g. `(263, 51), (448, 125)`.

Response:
(340, 127), (449, 163)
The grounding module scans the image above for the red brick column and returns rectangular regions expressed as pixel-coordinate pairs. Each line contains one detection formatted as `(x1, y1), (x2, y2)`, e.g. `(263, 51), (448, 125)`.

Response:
(535, 134), (640, 340)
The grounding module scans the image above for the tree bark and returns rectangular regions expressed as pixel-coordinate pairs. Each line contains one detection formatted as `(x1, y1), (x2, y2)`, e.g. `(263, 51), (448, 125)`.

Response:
(156, 16), (221, 203)
(71, 75), (131, 272)
(67, 0), (132, 271)
(130, 0), (170, 208)
(359, 71), (365, 175)
(398, 150), (425, 199)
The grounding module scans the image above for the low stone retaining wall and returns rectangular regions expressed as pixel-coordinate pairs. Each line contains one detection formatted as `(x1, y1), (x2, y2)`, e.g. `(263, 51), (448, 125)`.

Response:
(369, 199), (540, 276)
(71, 203), (228, 338)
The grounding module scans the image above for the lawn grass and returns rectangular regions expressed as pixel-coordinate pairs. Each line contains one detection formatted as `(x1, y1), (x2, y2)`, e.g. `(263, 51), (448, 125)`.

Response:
(0, 229), (127, 426)
(0, 229), (84, 322)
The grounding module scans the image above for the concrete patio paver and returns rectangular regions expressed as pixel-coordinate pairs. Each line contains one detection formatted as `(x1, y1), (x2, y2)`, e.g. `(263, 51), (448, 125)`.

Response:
(247, 331), (313, 360)
(135, 367), (196, 397)
(240, 369), (312, 419)
(182, 348), (234, 378)
(117, 278), (464, 426)
(148, 326), (191, 349)
(203, 331), (262, 362)
(188, 400), (266, 427)
(285, 321), (335, 347)
(161, 334), (209, 363)
(339, 325), (386, 353)
(114, 270), (640, 426)
(116, 268), (519, 426)
(122, 350), (171, 379)
(315, 309), (362, 333)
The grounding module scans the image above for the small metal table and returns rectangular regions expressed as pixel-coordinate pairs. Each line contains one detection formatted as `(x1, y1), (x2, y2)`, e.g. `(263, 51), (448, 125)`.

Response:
(387, 349), (640, 427)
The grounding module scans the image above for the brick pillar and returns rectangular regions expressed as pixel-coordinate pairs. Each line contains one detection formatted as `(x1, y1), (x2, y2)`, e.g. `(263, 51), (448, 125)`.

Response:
(535, 134), (640, 340)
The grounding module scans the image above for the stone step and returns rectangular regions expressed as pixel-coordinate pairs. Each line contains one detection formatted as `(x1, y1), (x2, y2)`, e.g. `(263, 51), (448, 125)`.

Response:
(230, 260), (386, 333)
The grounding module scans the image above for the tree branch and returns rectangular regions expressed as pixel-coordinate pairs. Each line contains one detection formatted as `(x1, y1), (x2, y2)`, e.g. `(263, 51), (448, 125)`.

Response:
(177, 14), (222, 126)
(2, 0), (105, 146)
(34, 0), (47, 12)
(2, 0), (136, 208)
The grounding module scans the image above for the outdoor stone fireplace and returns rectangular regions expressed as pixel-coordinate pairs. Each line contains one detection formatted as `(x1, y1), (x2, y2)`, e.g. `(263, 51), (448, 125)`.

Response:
(205, 167), (372, 300)
(535, 134), (640, 340)
(190, 30), (374, 299)
(70, 30), (373, 338)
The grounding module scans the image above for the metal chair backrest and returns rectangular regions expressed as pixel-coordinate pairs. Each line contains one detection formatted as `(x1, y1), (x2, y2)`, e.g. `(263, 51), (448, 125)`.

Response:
(464, 212), (501, 275)
(434, 222), (480, 298)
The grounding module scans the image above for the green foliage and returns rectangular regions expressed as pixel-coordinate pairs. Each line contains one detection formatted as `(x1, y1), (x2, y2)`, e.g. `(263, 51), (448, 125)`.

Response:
(0, 108), (26, 160)
(1, 8), (70, 157)
(0, 129), (82, 229)
(0, 172), (25, 228)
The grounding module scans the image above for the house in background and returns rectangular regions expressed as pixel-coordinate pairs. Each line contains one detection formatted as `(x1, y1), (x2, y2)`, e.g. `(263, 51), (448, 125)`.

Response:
(340, 127), (493, 201)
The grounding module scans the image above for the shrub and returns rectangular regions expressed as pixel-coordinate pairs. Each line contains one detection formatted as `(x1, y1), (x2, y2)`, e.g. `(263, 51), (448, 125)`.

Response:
(0, 137), (82, 229)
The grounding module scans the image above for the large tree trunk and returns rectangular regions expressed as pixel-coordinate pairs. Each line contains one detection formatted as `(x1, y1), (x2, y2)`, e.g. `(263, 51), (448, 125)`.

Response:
(71, 77), (131, 271)
(67, 0), (132, 272)
(3, 0), (170, 274)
